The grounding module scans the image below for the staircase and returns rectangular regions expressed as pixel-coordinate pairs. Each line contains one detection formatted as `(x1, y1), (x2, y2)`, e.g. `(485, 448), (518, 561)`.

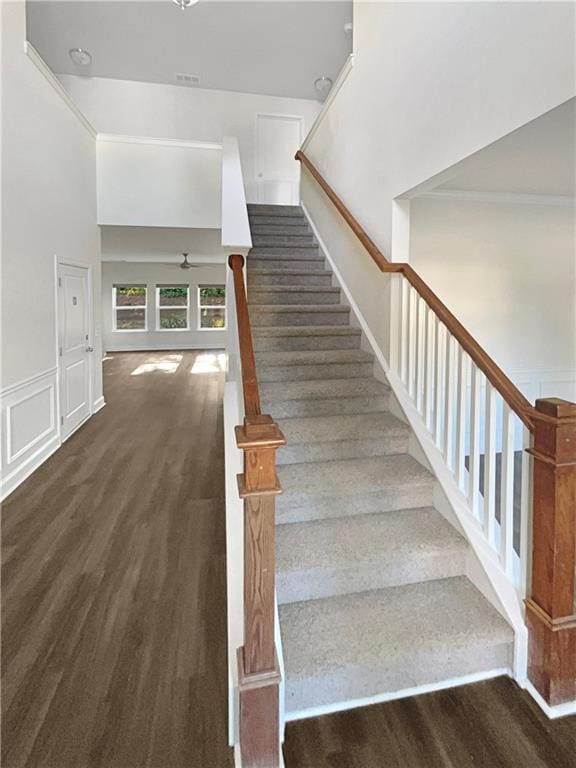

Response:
(246, 203), (514, 718)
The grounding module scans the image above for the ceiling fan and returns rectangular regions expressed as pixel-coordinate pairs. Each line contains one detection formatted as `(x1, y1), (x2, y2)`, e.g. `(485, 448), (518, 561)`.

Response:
(179, 253), (219, 269)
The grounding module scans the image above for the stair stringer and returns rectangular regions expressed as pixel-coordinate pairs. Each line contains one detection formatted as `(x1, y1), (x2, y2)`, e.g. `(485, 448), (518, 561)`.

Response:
(300, 200), (528, 687)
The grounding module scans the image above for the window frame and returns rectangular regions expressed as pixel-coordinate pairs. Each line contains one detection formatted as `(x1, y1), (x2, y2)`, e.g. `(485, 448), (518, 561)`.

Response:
(156, 285), (190, 332)
(112, 284), (148, 332)
(197, 284), (227, 331)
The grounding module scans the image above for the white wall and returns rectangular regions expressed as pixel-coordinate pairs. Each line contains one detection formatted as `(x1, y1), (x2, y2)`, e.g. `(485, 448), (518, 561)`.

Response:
(410, 197), (576, 403)
(304, 1), (576, 260)
(59, 75), (321, 203)
(102, 262), (227, 352)
(97, 137), (222, 228)
(1, 0), (103, 498)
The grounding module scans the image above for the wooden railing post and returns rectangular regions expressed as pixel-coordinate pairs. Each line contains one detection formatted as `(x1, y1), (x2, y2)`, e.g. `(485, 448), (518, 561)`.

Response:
(229, 254), (286, 767)
(526, 398), (576, 707)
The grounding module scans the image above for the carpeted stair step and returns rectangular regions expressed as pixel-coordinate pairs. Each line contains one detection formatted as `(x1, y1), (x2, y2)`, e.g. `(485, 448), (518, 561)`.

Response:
(251, 223), (311, 236)
(248, 204), (304, 218)
(252, 326), (362, 352)
(249, 285), (341, 305)
(250, 304), (350, 327)
(252, 234), (316, 247)
(250, 244), (320, 256)
(276, 411), (408, 464)
(261, 377), (391, 417)
(256, 349), (373, 383)
(248, 268), (332, 286)
(280, 576), (514, 716)
(249, 258), (326, 273)
(276, 454), (435, 524)
(277, 507), (468, 603)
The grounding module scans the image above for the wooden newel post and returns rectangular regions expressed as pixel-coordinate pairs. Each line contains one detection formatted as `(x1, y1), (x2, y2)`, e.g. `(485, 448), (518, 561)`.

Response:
(526, 397), (576, 707)
(236, 414), (286, 768)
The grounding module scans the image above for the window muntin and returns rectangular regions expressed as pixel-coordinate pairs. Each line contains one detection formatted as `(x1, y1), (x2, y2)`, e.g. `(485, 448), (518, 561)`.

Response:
(198, 285), (226, 330)
(157, 286), (190, 330)
(113, 285), (147, 331)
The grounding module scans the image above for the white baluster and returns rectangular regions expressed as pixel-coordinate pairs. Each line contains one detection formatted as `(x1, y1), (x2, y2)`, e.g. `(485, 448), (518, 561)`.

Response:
(424, 308), (435, 430)
(455, 346), (469, 493)
(443, 333), (455, 470)
(519, 424), (533, 597)
(483, 384), (497, 548)
(500, 404), (516, 576)
(468, 365), (482, 519)
(407, 287), (417, 400)
(434, 322), (445, 448)
(415, 296), (425, 413)
(400, 278), (409, 385)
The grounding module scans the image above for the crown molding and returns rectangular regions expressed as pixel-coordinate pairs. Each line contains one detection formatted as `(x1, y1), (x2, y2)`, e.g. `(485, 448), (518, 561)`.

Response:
(420, 188), (575, 208)
(97, 134), (222, 150)
(24, 42), (97, 138)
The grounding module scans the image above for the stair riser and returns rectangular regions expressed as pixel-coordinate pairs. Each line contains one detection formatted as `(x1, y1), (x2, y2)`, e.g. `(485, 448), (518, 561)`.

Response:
(262, 396), (390, 418)
(248, 205), (303, 217)
(248, 216), (307, 227)
(277, 435), (408, 465)
(251, 310), (350, 327)
(284, 643), (512, 715)
(249, 272), (333, 286)
(249, 260), (326, 272)
(250, 246), (320, 256)
(277, 485), (434, 525)
(251, 224), (311, 236)
(258, 362), (373, 383)
(252, 235), (316, 247)
(249, 291), (341, 306)
(277, 549), (466, 604)
(253, 335), (361, 352)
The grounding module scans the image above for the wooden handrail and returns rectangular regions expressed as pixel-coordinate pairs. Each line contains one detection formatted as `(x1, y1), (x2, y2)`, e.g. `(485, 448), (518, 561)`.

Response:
(228, 252), (285, 768)
(228, 253), (261, 416)
(296, 149), (537, 431)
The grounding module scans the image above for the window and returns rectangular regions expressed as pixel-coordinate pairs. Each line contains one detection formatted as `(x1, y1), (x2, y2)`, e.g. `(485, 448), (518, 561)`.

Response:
(198, 285), (226, 329)
(113, 285), (147, 331)
(157, 286), (189, 330)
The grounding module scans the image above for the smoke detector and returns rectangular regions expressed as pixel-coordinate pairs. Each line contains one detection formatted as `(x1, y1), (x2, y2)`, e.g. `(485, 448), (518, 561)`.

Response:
(69, 48), (92, 66)
(314, 76), (333, 100)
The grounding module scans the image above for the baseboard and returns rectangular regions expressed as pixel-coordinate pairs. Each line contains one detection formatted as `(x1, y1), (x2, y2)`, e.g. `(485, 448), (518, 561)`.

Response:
(285, 668), (511, 723)
(0, 433), (61, 502)
(105, 344), (226, 352)
(524, 682), (576, 719)
(93, 396), (106, 414)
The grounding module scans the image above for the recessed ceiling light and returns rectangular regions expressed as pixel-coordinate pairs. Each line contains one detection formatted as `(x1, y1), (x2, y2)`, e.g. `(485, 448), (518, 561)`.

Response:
(172, 0), (200, 9)
(314, 77), (333, 100)
(69, 48), (92, 66)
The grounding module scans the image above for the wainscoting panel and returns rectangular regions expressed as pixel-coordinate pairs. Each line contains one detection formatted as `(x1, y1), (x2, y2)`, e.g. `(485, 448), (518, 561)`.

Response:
(1, 368), (60, 500)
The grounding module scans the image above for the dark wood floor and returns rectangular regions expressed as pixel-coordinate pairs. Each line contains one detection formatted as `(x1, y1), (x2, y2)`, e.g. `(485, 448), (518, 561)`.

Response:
(2, 351), (234, 768)
(3, 351), (575, 768)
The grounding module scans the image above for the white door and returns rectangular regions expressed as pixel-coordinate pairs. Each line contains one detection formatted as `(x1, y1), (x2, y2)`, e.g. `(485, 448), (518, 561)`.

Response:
(58, 263), (91, 439)
(256, 114), (303, 205)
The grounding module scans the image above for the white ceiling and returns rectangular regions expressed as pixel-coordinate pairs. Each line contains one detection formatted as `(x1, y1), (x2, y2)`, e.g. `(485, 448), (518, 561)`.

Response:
(26, 0), (353, 101)
(438, 98), (576, 197)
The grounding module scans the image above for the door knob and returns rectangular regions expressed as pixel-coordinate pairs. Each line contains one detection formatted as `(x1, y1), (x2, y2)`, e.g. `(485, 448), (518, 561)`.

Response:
(86, 346), (94, 352)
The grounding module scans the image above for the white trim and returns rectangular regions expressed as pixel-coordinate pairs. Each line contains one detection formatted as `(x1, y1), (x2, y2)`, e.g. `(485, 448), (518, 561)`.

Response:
(113, 285), (148, 332)
(93, 396), (106, 414)
(418, 189), (576, 208)
(285, 668), (511, 723)
(97, 133), (222, 151)
(255, 112), (304, 206)
(0, 434), (61, 502)
(523, 682), (576, 719)
(105, 343), (226, 352)
(300, 54), (355, 153)
(1, 367), (58, 397)
(24, 42), (97, 138)
(6, 384), (56, 464)
(198, 285), (227, 331)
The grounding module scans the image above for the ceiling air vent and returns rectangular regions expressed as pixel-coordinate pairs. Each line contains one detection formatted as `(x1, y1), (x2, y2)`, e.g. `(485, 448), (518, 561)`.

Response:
(174, 72), (200, 86)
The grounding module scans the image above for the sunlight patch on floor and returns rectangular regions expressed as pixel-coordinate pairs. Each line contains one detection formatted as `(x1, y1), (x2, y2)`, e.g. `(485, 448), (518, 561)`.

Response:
(191, 353), (227, 374)
(131, 354), (183, 376)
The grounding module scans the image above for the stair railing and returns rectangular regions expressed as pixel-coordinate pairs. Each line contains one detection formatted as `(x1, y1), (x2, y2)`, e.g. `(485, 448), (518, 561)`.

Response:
(228, 252), (286, 767)
(296, 149), (576, 710)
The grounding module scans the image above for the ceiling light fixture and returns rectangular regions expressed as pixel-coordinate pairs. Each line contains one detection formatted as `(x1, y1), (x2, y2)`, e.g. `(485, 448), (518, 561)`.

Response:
(172, 0), (199, 9)
(314, 76), (333, 100)
(69, 48), (92, 66)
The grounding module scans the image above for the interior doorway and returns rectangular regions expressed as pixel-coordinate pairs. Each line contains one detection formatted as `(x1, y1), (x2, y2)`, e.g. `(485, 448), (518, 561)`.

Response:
(255, 113), (303, 205)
